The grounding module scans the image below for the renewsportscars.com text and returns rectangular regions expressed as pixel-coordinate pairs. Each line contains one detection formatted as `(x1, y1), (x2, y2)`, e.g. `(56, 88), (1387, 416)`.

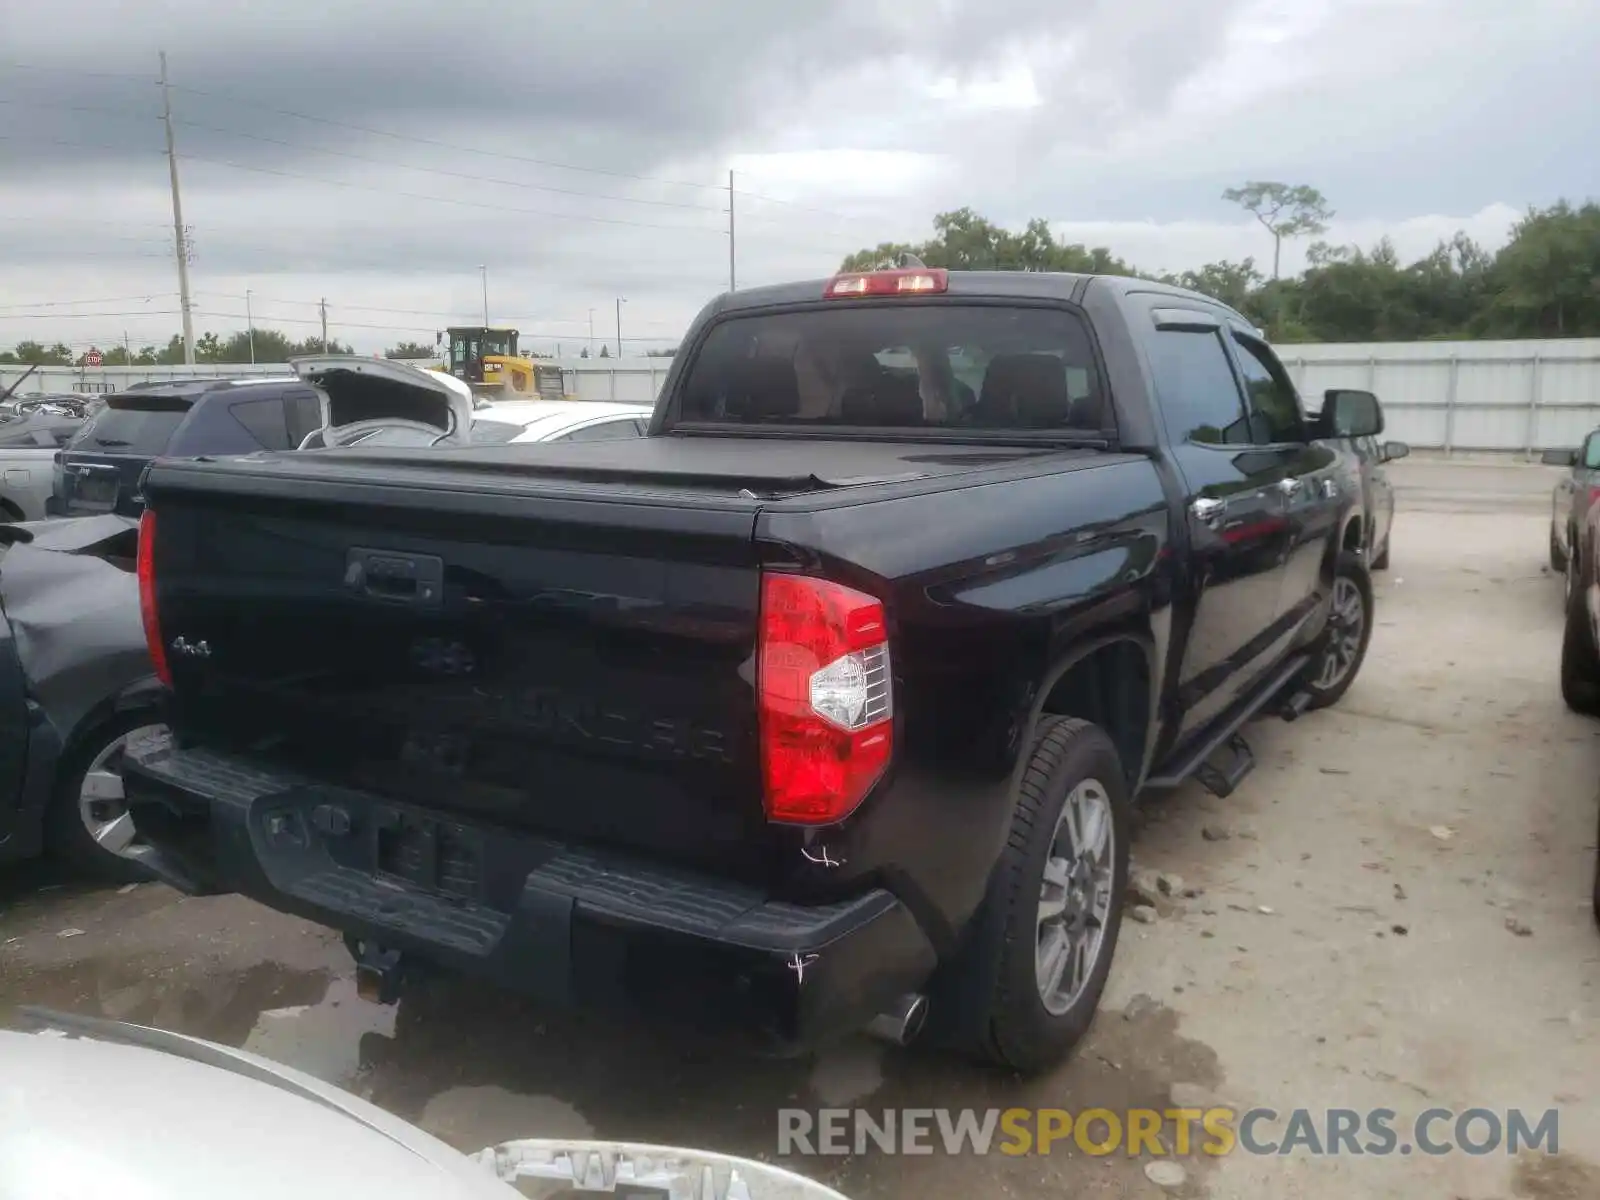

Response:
(777, 1107), (1559, 1158)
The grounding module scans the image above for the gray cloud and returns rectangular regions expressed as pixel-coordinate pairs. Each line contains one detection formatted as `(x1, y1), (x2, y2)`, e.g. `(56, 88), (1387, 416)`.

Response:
(1, 0), (1594, 354)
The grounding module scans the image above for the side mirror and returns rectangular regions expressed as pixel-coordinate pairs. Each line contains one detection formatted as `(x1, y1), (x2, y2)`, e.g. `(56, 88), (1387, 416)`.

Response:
(1541, 448), (1579, 467)
(1321, 389), (1384, 439)
(1382, 440), (1410, 463)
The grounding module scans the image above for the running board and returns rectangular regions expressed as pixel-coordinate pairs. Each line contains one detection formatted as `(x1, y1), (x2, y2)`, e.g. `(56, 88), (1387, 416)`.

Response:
(1144, 652), (1312, 793)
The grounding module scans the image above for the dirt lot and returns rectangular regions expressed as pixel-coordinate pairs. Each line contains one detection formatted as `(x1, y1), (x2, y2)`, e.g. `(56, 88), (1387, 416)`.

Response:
(3, 457), (1599, 1199)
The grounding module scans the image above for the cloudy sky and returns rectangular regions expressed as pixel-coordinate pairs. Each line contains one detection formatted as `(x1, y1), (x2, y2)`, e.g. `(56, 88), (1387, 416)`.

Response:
(1, 0), (1595, 357)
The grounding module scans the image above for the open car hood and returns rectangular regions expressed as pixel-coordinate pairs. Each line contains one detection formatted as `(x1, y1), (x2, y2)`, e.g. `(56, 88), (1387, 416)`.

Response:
(291, 355), (473, 448)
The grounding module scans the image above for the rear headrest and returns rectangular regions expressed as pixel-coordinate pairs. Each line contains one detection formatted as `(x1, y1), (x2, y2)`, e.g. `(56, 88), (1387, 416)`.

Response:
(839, 373), (924, 425)
(725, 355), (800, 419)
(976, 354), (1071, 427)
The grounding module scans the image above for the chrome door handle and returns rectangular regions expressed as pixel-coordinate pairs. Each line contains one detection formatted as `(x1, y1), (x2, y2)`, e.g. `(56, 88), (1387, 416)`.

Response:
(1277, 477), (1302, 495)
(1191, 497), (1226, 525)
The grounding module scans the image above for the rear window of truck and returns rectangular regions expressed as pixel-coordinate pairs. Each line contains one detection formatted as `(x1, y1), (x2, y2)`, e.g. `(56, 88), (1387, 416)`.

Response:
(676, 305), (1104, 432)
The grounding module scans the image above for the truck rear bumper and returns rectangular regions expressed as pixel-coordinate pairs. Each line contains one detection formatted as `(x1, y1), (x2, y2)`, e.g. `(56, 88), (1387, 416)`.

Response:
(121, 732), (937, 1054)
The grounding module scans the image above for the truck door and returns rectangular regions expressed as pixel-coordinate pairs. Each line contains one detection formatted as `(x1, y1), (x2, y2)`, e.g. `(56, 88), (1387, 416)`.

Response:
(1144, 309), (1294, 741)
(1224, 329), (1344, 641)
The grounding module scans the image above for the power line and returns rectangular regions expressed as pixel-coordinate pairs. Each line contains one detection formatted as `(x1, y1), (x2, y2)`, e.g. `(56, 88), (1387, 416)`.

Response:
(0, 63), (897, 229)
(171, 119), (725, 213)
(0, 293), (177, 312)
(0, 304), (677, 342)
(0, 61), (154, 82)
(175, 152), (729, 234)
(0, 309), (186, 320)
(193, 310), (672, 340)
(0, 66), (722, 196)
(193, 290), (688, 327)
(168, 83), (734, 196)
(0, 97), (729, 215)
(0, 134), (161, 156)
(0, 96), (159, 121)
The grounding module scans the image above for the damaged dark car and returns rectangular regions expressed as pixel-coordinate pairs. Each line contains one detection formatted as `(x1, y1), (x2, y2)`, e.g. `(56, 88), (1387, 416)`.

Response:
(0, 516), (164, 881)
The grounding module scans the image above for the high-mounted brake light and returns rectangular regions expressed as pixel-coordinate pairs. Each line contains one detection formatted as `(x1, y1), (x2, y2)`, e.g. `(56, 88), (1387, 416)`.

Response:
(136, 508), (171, 687)
(824, 268), (949, 299)
(758, 574), (893, 824)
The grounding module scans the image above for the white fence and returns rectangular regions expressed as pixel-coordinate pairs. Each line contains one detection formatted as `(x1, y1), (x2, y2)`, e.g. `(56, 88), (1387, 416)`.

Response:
(1281, 338), (1600, 453)
(6, 339), (1600, 452)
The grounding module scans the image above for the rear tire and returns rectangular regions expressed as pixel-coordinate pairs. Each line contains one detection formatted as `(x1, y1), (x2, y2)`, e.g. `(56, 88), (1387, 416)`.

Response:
(1560, 552), (1600, 716)
(1303, 551), (1374, 711)
(946, 717), (1131, 1075)
(45, 711), (163, 883)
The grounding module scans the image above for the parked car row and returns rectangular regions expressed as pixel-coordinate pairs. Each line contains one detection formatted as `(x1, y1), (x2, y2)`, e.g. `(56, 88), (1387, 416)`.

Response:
(110, 270), (1398, 1076)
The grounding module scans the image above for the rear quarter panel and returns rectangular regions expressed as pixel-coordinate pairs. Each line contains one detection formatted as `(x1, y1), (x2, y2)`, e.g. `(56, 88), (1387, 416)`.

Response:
(756, 455), (1172, 943)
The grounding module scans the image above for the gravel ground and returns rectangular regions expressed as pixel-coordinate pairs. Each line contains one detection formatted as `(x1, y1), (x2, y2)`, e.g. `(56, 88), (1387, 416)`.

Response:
(2, 458), (1597, 1199)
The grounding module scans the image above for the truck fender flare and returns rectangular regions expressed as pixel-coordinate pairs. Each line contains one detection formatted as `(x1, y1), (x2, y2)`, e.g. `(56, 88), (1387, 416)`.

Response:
(1013, 628), (1161, 797)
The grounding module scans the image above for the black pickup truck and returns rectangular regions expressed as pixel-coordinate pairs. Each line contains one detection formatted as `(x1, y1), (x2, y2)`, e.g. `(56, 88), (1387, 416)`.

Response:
(122, 268), (1385, 1073)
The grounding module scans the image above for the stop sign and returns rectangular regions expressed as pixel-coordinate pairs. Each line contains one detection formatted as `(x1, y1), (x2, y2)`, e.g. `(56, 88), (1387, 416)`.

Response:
(84, 348), (102, 367)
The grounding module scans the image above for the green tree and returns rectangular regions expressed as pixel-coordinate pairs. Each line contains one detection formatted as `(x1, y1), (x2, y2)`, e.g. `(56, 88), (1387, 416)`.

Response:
(1223, 182), (1334, 279)
(12, 341), (69, 365)
(840, 208), (1137, 275)
(1479, 201), (1600, 337)
(1169, 259), (1264, 313)
(384, 340), (436, 359)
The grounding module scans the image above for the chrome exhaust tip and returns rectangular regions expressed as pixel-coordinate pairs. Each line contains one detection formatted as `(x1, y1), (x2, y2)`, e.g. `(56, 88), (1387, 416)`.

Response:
(866, 994), (928, 1046)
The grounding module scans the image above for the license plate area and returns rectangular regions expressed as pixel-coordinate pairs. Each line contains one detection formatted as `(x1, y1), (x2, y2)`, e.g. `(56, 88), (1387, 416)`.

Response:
(71, 470), (118, 508)
(373, 805), (484, 901)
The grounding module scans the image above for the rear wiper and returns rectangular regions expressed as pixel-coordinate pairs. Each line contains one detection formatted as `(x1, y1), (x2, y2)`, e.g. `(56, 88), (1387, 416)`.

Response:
(92, 437), (132, 447)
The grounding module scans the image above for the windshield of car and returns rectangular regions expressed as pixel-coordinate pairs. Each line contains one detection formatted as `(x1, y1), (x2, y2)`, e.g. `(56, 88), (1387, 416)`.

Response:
(468, 418), (526, 444)
(344, 426), (443, 448)
(675, 304), (1104, 434)
(68, 399), (189, 454)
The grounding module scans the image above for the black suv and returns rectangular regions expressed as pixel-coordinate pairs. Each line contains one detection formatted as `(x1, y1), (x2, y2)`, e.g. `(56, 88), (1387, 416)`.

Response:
(51, 378), (324, 517)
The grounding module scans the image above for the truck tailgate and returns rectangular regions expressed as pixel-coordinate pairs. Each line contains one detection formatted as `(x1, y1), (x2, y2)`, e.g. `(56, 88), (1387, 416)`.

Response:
(145, 463), (772, 881)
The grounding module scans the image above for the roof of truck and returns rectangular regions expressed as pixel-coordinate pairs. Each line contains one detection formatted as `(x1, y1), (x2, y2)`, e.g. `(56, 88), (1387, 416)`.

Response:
(707, 270), (1248, 323)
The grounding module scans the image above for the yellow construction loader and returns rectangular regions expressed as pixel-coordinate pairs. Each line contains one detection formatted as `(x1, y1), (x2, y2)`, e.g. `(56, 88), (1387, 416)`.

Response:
(433, 327), (564, 401)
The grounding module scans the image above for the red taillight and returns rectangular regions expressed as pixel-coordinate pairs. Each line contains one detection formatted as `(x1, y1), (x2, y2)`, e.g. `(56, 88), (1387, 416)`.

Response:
(1586, 486), (1600, 510)
(758, 574), (893, 825)
(136, 508), (170, 687)
(824, 268), (948, 299)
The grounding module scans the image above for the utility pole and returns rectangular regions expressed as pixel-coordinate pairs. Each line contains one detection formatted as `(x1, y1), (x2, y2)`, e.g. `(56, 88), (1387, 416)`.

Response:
(727, 169), (736, 293)
(122, 330), (132, 365)
(245, 289), (256, 364)
(479, 265), (489, 326)
(158, 51), (195, 366)
(615, 297), (626, 359)
(588, 308), (595, 357)
(319, 298), (328, 351)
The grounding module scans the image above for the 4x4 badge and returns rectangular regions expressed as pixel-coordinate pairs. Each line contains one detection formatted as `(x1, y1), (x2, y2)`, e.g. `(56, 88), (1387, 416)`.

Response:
(170, 636), (212, 658)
